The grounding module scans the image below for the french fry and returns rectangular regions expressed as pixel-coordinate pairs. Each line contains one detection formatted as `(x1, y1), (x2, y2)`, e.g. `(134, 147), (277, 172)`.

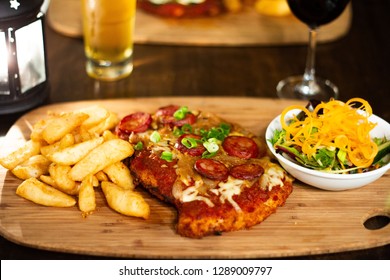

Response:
(40, 142), (60, 158)
(48, 137), (104, 165)
(49, 163), (78, 195)
(3, 105), (149, 220)
(16, 178), (76, 207)
(78, 174), (96, 215)
(69, 139), (134, 182)
(88, 111), (119, 135)
(102, 130), (117, 141)
(40, 133), (75, 157)
(11, 155), (51, 180)
(77, 105), (109, 129)
(103, 161), (134, 190)
(73, 125), (93, 143)
(30, 119), (48, 142)
(95, 170), (109, 182)
(42, 112), (88, 144)
(0, 140), (41, 170)
(101, 181), (150, 219)
(59, 133), (75, 149)
(91, 175), (99, 187)
(39, 174), (57, 188)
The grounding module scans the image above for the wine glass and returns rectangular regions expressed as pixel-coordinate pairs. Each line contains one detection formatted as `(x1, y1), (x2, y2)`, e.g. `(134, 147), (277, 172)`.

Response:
(277, 0), (350, 101)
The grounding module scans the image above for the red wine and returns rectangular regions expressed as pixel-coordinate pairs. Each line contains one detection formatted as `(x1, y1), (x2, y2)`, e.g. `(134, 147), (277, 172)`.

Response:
(287, 0), (350, 28)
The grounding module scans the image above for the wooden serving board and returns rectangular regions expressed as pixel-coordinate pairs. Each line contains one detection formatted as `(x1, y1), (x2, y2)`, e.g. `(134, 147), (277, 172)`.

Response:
(0, 97), (389, 259)
(47, 0), (352, 46)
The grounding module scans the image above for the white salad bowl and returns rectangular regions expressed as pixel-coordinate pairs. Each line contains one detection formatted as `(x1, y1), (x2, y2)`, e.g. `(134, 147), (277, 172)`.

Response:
(265, 111), (390, 191)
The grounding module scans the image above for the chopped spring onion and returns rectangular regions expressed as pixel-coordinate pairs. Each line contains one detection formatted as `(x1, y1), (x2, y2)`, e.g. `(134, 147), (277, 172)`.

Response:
(181, 137), (199, 149)
(150, 131), (161, 143)
(173, 124), (193, 137)
(203, 138), (220, 153)
(173, 127), (182, 137)
(134, 141), (144, 150)
(161, 151), (173, 162)
(181, 123), (193, 134)
(202, 151), (217, 159)
(173, 106), (189, 120)
(200, 123), (230, 141)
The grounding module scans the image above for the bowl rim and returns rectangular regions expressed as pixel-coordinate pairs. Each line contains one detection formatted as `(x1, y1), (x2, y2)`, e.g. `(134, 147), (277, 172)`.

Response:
(265, 111), (390, 179)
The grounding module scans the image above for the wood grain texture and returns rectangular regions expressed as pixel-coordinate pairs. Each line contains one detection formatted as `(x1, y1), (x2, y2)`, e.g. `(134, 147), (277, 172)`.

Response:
(47, 0), (352, 45)
(0, 97), (389, 259)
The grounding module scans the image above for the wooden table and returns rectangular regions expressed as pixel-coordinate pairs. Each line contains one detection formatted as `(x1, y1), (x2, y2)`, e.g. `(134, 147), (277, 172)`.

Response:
(1, 1), (389, 259)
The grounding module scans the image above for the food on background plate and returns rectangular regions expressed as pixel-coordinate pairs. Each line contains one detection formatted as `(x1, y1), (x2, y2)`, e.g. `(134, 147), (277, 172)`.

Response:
(138, 0), (226, 18)
(0, 106), (150, 219)
(254, 0), (291, 17)
(137, 0), (291, 18)
(116, 105), (293, 238)
(268, 98), (390, 174)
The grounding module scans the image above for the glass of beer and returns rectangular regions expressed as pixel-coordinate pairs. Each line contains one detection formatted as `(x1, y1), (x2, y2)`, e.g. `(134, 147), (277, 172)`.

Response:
(81, 0), (136, 81)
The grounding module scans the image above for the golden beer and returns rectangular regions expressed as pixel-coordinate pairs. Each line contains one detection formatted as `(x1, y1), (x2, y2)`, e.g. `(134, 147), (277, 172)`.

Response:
(82, 0), (136, 81)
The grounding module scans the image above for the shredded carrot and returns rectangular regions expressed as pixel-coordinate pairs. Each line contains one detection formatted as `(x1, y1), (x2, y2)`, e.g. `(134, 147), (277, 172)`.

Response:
(280, 98), (378, 168)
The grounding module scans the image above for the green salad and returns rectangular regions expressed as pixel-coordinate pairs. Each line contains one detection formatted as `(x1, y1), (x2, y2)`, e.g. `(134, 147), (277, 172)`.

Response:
(268, 99), (390, 174)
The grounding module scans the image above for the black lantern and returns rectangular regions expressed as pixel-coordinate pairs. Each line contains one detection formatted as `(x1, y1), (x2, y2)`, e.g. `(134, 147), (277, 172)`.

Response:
(0, 0), (49, 114)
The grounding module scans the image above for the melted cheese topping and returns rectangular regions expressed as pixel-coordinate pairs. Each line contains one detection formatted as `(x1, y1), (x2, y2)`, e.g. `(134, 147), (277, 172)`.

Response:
(182, 185), (214, 207)
(259, 164), (286, 191)
(176, 165), (287, 212)
(215, 176), (244, 212)
(173, 157), (288, 211)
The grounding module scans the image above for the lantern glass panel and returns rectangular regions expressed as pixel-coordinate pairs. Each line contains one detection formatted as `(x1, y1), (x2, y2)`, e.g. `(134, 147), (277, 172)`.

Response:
(0, 31), (9, 96)
(15, 18), (46, 94)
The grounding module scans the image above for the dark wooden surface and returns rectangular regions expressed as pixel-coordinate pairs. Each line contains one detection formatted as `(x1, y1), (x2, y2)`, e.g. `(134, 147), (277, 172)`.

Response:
(1, 1), (389, 259)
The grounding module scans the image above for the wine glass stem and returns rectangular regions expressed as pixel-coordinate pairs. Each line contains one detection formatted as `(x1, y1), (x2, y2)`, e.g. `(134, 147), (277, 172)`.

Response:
(300, 27), (319, 96)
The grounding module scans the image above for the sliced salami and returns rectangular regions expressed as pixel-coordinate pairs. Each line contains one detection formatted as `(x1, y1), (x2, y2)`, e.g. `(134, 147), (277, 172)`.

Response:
(222, 136), (259, 159)
(156, 105), (196, 127)
(194, 158), (229, 181)
(117, 112), (152, 134)
(230, 163), (264, 180)
(172, 113), (196, 127)
(155, 105), (179, 118)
